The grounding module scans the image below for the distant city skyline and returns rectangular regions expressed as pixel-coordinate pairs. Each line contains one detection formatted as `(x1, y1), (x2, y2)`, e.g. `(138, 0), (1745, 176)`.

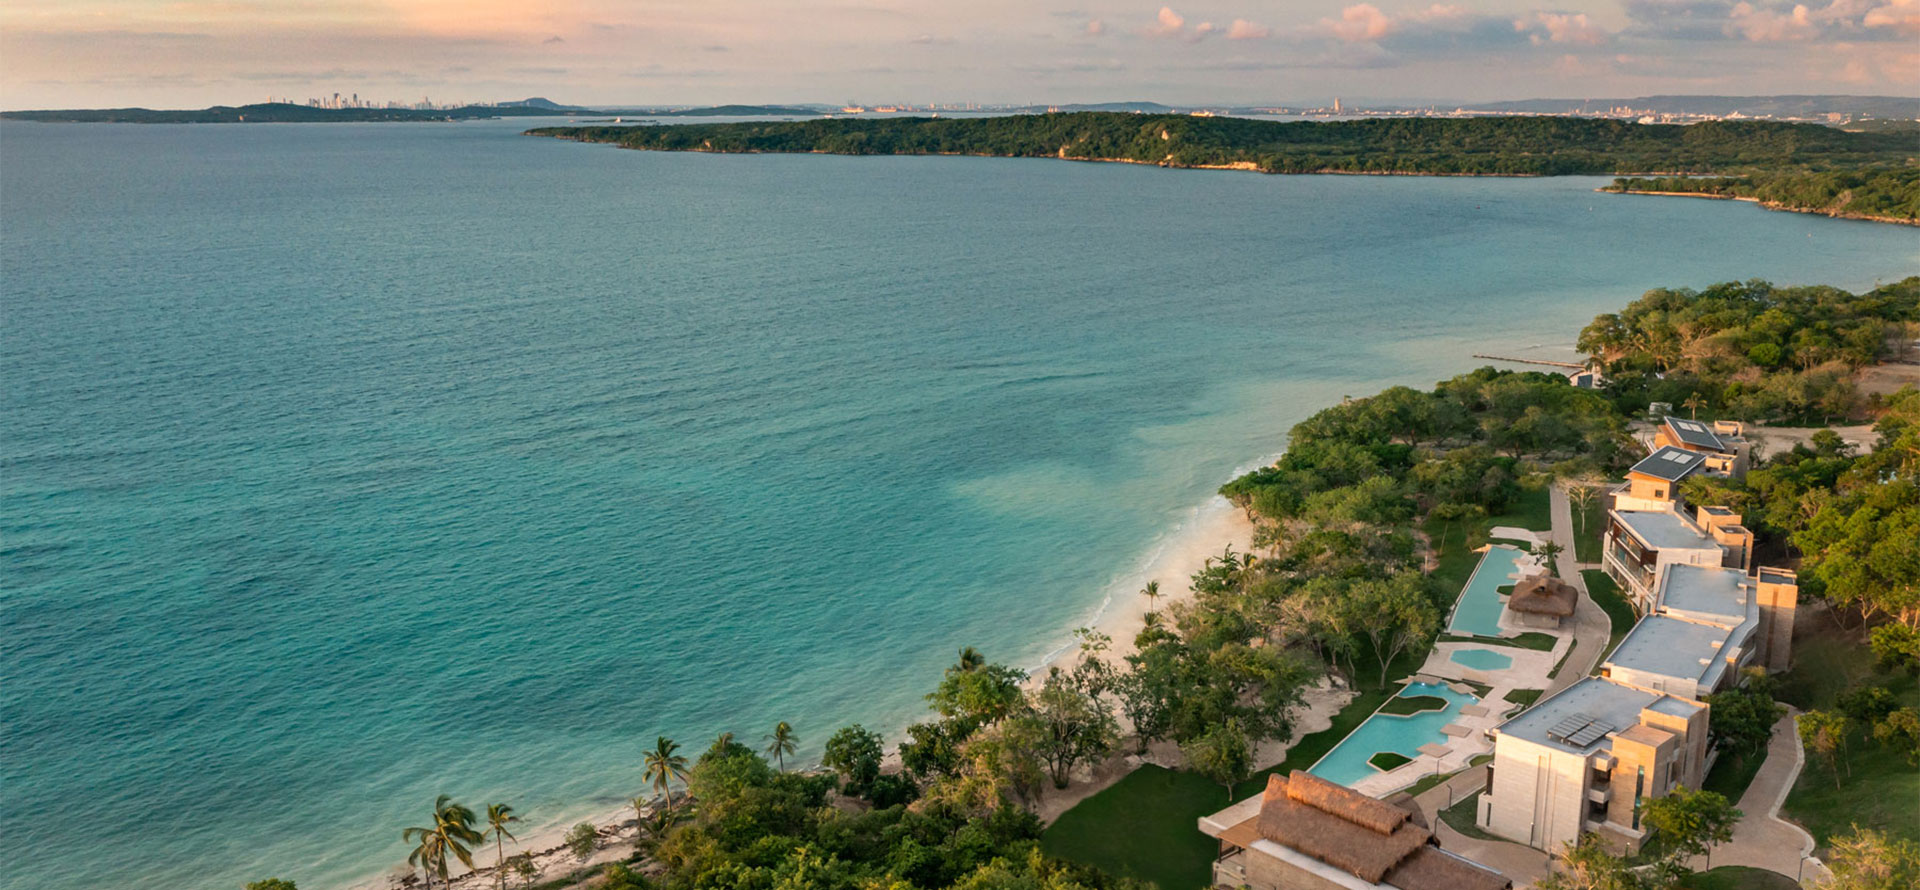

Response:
(3, 0), (1916, 110)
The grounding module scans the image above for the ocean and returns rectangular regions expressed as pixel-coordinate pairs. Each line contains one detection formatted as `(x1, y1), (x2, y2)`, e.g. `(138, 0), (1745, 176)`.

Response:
(2, 117), (1914, 890)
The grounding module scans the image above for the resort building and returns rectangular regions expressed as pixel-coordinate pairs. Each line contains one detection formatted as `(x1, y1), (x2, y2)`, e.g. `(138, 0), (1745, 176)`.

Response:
(1612, 446), (1707, 512)
(1649, 417), (1750, 479)
(1601, 503), (1753, 611)
(1478, 677), (1709, 853)
(1202, 771), (1509, 890)
(1479, 563), (1796, 854)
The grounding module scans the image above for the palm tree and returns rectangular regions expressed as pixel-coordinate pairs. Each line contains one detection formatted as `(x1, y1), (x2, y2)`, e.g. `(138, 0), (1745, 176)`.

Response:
(629, 795), (650, 845)
(1141, 580), (1161, 613)
(643, 736), (690, 823)
(1538, 541), (1565, 570)
(482, 804), (520, 890)
(953, 646), (984, 673)
(1682, 393), (1706, 419)
(764, 721), (797, 771)
(403, 796), (482, 890)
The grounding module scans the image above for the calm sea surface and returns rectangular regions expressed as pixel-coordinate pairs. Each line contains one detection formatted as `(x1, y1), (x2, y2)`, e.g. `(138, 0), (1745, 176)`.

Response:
(3, 117), (1915, 890)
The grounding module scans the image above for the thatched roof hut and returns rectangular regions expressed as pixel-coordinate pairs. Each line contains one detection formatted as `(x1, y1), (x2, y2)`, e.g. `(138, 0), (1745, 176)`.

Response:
(1508, 575), (1578, 617)
(1223, 771), (1509, 890)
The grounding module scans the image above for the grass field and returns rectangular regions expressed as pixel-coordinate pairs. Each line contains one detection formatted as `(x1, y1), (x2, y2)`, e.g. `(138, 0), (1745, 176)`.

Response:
(1676, 866), (1801, 890)
(1582, 569), (1636, 666)
(1573, 492), (1608, 563)
(1504, 688), (1544, 711)
(1378, 695), (1447, 715)
(1701, 745), (1770, 802)
(1777, 618), (1920, 851)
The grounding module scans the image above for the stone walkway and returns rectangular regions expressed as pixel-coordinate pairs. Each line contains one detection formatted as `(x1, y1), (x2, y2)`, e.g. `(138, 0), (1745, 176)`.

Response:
(1545, 484), (1610, 697)
(1411, 766), (1551, 886)
(1679, 708), (1831, 884)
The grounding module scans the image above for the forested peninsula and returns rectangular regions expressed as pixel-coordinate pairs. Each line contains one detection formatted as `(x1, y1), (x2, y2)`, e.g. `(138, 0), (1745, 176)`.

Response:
(527, 113), (1916, 216)
(1603, 169), (1920, 225)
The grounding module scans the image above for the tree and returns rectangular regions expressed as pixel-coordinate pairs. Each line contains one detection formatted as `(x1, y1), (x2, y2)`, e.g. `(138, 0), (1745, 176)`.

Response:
(1869, 624), (1920, 674)
(1181, 718), (1252, 800)
(821, 723), (884, 791)
(564, 822), (597, 861)
(1347, 574), (1440, 686)
(1797, 710), (1849, 789)
(508, 854), (537, 889)
(1682, 393), (1706, 420)
(482, 803), (520, 890)
(245, 880), (297, 890)
(1639, 786), (1741, 869)
(1873, 707), (1920, 765)
(1024, 665), (1119, 788)
(402, 796), (482, 890)
(1826, 827), (1920, 890)
(927, 660), (1028, 728)
(1538, 540), (1565, 571)
(1141, 579), (1161, 614)
(644, 736), (690, 823)
(763, 721), (797, 772)
(1838, 686), (1899, 725)
(1535, 833), (1654, 890)
(1703, 671), (1784, 765)
(1565, 477), (1603, 535)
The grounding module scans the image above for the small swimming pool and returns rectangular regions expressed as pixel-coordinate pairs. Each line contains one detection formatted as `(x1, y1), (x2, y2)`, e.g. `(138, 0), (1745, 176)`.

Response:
(1307, 682), (1479, 786)
(1447, 546), (1525, 637)
(1450, 647), (1515, 671)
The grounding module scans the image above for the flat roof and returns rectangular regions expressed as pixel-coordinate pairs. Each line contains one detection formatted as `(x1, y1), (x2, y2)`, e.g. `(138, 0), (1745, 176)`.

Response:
(1648, 697), (1701, 718)
(1607, 615), (1738, 690)
(1498, 677), (1665, 754)
(1615, 509), (1715, 552)
(1664, 417), (1727, 450)
(1659, 564), (1756, 626)
(1629, 446), (1708, 482)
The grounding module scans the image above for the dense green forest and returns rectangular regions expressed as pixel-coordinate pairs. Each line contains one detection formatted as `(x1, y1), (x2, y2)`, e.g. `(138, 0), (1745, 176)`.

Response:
(1604, 169), (1920, 223)
(529, 113), (1915, 177)
(1577, 278), (1920, 423)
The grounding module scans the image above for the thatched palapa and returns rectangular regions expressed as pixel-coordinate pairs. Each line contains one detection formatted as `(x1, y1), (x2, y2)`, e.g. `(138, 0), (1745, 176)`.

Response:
(1508, 575), (1578, 617)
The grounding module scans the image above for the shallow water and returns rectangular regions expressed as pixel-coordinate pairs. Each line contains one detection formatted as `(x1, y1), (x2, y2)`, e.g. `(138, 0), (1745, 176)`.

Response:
(2, 117), (1915, 890)
(1448, 546), (1529, 637)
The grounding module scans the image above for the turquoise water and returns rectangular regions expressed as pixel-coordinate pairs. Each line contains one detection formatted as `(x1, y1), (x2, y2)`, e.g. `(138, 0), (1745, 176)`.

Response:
(1308, 682), (1479, 786)
(1447, 546), (1527, 637)
(2, 117), (1915, 890)
(1451, 647), (1516, 671)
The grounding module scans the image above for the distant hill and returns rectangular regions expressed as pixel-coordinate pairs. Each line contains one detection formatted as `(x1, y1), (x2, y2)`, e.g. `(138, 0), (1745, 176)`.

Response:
(1468, 95), (1920, 119)
(597, 104), (824, 117)
(495, 97), (592, 111)
(1008, 101), (1178, 114)
(0, 102), (595, 123)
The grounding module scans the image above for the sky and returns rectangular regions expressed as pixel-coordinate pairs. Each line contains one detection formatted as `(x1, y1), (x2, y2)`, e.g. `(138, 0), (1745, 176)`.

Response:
(2, 0), (1916, 109)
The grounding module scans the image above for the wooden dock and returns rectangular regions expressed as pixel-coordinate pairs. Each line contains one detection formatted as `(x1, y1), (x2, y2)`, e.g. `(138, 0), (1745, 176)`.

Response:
(1472, 353), (1584, 370)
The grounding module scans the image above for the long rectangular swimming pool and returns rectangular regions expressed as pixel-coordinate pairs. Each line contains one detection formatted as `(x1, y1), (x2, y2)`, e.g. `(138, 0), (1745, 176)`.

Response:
(1447, 545), (1525, 637)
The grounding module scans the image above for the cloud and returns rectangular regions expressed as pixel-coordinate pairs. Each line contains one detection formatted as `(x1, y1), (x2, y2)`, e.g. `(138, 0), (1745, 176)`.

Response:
(542, 35), (564, 44)
(1084, 19), (1106, 36)
(1147, 6), (1185, 37)
(909, 33), (953, 44)
(1523, 12), (1610, 44)
(1627, 0), (1917, 41)
(1327, 3), (1395, 41)
(1226, 19), (1271, 39)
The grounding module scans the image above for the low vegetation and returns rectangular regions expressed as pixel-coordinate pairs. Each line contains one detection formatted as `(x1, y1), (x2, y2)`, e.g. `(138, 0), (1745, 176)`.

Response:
(530, 114), (1917, 177)
(1604, 169), (1920, 224)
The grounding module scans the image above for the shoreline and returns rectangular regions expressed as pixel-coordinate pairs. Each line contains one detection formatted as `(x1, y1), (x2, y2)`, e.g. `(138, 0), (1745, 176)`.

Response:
(352, 485), (1264, 890)
(1597, 187), (1920, 227)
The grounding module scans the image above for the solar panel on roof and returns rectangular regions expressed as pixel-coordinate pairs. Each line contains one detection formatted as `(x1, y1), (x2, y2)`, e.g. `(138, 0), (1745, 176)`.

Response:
(1566, 721), (1614, 746)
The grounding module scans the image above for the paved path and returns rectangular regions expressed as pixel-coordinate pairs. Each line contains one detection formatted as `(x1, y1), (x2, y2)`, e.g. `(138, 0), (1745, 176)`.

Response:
(1680, 708), (1831, 884)
(1411, 766), (1551, 886)
(1545, 484), (1610, 697)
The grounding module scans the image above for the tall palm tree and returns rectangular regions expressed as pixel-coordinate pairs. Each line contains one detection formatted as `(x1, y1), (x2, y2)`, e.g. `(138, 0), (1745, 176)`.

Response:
(1682, 393), (1706, 419)
(764, 721), (797, 771)
(953, 646), (984, 673)
(402, 796), (481, 890)
(483, 803), (519, 890)
(1141, 580), (1161, 613)
(643, 736), (690, 823)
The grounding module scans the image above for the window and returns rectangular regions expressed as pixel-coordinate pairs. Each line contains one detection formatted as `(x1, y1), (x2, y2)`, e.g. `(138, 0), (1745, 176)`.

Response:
(1631, 766), (1645, 830)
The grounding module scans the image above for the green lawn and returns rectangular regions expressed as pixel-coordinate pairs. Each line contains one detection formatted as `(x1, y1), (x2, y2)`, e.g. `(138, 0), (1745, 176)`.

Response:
(1777, 619), (1920, 850)
(1581, 569), (1636, 666)
(1701, 745), (1769, 802)
(1379, 695), (1447, 716)
(1437, 632), (1558, 651)
(1676, 866), (1800, 890)
(1042, 682), (1401, 889)
(1548, 640), (1579, 680)
(1439, 791), (1501, 842)
(1369, 751), (1413, 770)
(1038, 765), (1224, 889)
(1573, 493), (1608, 563)
(1504, 688), (1544, 711)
